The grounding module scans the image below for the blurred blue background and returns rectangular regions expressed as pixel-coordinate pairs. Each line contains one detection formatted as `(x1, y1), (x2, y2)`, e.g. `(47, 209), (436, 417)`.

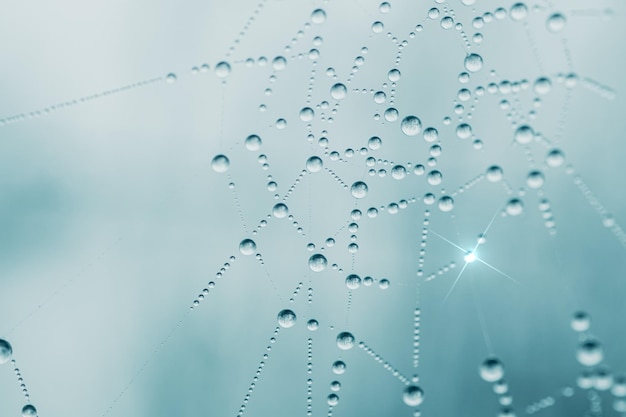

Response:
(1, 0), (625, 416)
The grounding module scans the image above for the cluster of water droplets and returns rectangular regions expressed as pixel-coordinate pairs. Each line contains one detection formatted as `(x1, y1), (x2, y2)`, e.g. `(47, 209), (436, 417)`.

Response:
(1, 0), (624, 416)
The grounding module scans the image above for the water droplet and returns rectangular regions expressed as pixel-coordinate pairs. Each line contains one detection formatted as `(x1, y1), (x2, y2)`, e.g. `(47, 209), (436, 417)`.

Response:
(441, 16), (454, 29)
(486, 165), (503, 182)
(351, 181), (369, 199)
(388, 69), (401, 82)
(309, 254), (328, 272)
(239, 239), (257, 255)
(505, 198), (524, 216)
(427, 170), (443, 185)
(345, 274), (361, 289)
(534, 77), (552, 95)
(215, 61), (231, 78)
(245, 134), (262, 151)
(211, 154), (230, 173)
(526, 170), (545, 189)
(372, 21), (384, 33)
(510, 3), (528, 21)
(423, 127), (439, 143)
(379, 2), (391, 13)
(547, 13), (566, 33)
(479, 357), (505, 382)
(330, 83), (347, 100)
(277, 309), (297, 328)
(272, 56), (287, 71)
(300, 107), (315, 122)
(311, 8), (327, 24)
(546, 149), (565, 167)
(327, 393), (339, 406)
(307, 319), (319, 331)
(22, 405), (37, 417)
(306, 156), (324, 172)
(384, 108), (399, 122)
(403, 385), (425, 407)
(272, 203), (289, 218)
(514, 125), (534, 144)
(438, 196), (454, 212)
(332, 360), (347, 374)
(577, 339), (603, 366)
(401, 116), (423, 136)
(456, 123), (472, 139)
(165, 73), (177, 83)
(391, 165), (407, 180)
(368, 136), (382, 150)
(0, 339), (12, 365)
(336, 331), (355, 350)
(464, 53), (483, 72)
(379, 278), (390, 289)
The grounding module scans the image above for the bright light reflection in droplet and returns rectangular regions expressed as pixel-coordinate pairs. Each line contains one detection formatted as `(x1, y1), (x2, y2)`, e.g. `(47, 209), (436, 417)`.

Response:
(464, 252), (477, 263)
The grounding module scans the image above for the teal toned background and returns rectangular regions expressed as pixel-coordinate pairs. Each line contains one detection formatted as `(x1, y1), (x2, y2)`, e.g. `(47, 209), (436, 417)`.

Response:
(1, 0), (625, 416)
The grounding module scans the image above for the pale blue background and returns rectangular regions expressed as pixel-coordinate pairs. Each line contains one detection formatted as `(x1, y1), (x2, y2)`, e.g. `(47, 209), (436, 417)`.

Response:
(1, 0), (625, 416)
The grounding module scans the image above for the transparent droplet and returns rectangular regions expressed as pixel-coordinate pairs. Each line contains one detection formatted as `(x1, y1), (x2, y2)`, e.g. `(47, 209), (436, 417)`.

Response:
(245, 134), (262, 151)
(0, 339), (12, 365)
(423, 127), (439, 143)
(401, 116), (423, 136)
(330, 380), (341, 391)
(427, 170), (443, 185)
(441, 16), (454, 29)
(277, 309), (297, 328)
(403, 385), (424, 407)
(307, 319), (319, 331)
(391, 165), (407, 180)
(379, 1), (391, 13)
(486, 165), (503, 182)
(505, 198), (524, 216)
(306, 156), (324, 172)
(351, 181), (369, 199)
(300, 107), (315, 122)
(514, 125), (534, 144)
(479, 357), (505, 382)
(510, 3), (528, 21)
(379, 278), (390, 289)
(546, 149), (565, 167)
(272, 203), (289, 218)
(534, 77), (552, 95)
(239, 239), (257, 255)
(464, 53), (483, 72)
(309, 254), (328, 272)
(388, 69), (401, 82)
(272, 56), (287, 71)
(372, 21), (384, 33)
(547, 13), (566, 33)
(330, 83), (348, 100)
(368, 136), (382, 150)
(332, 360), (347, 374)
(526, 170), (545, 189)
(211, 154), (230, 173)
(327, 394), (339, 406)
(311, 8), (327, 24)
(22, 405), (37, 417)
(345, 274), (361, 290)
(165, 73), (177, 83)
(438, 196), (454, 212)
(215, 61), (231, 78)
(577, 339), (603, 366)
(456, 123), (472, 139)
(384, 108), (399, 122)
(336, 332), (355, 350)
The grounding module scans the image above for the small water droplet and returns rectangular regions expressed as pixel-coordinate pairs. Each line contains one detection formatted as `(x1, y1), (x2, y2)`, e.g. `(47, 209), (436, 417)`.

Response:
(211, 154), (230, 173)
